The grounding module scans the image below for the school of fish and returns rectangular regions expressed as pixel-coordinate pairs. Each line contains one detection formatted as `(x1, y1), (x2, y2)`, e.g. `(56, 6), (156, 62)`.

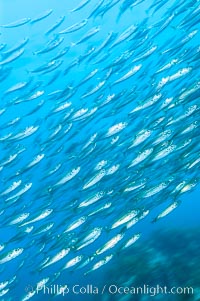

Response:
(0, 0), (200, 299)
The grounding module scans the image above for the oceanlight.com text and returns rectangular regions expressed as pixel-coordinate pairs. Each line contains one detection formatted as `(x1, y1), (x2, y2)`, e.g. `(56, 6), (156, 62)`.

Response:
(107, 284), (194, 296)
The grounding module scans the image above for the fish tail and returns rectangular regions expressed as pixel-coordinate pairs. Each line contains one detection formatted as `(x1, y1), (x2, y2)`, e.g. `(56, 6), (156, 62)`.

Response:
(70, 42), (76, 48)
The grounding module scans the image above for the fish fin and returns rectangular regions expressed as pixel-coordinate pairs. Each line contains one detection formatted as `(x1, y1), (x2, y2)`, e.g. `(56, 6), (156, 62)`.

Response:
(70, 42), (76, 47)
(84, 270), (90, 276)
(104, 226), (110, 233)
(116, 12), (122, 23)
(25, 69), (32, 74)
(170, 25), (181, 31)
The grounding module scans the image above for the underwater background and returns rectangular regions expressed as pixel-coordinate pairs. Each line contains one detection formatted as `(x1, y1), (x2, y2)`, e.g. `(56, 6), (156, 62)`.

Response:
(0, 0), (200, 300)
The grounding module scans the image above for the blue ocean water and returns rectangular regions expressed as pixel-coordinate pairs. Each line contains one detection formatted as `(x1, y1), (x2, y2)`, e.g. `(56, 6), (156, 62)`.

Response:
(0, 0), (200, 300)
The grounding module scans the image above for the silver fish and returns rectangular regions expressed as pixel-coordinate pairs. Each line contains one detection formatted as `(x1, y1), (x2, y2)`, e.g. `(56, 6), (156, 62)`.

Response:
(34, 36), (64, 55)
(59, 19), (88, 34)
(152, 201), (181, 222)
(63, 255), (83, 269)
(88, 0), (104, 18)
(1, 38), (29, 58)
(30, 9), (53, 24)
(76, 227), (102, 250)
(81, 80), (105, 98)
(0, 248), (24, 264)
(54, 167), (80, 187)
(82, 169), (106, 190)
(110, 25), (137, 49)
(78, 191), (105, 208)
(0, 18), (30, 28)
(5, 183), (32, 203)
(4, 79), (32, 95)
(113, 65), (142, 85)
(110, 210), (139, 229)
(70, 0), (91, 12)
(121, 233), (141, 250)
(0, 180), (22, 196)
(85, 254), (113, 275)
(45, 16), (65, 35)
(0, 48), (24, 66)
(30, 59), (61, 73)
(75, 26), (100, 45)
(20, 209), (53, 226)
(128, 148), (154, 168)
(64, 217), (87, 233)
(7, 125), (39, 141)
(40, 248), (70, 269)
(95, 233), (124, 255)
